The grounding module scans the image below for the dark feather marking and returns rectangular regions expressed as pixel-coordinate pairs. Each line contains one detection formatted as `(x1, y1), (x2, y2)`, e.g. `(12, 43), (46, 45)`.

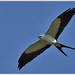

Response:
(55, 46), (67, 56)
(18, 44), (51, 70)
(55, 8), (75, 39)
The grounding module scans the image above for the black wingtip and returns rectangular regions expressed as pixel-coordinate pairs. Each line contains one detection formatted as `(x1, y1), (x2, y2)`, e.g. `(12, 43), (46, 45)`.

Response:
(67, 8), (75, 11)
(71, 8), (75, 12)
(66, 8), (71, 11)
(18, 64), (21, 70)
(18, 62), (21, 70)
(64, 8), (75, 14)
(18, 52), (27, 70)
(72, 8), (75, 10)
(18, 44), (51, 70)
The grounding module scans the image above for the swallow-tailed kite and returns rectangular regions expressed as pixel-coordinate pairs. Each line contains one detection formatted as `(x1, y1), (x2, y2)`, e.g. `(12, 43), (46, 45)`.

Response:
(18, 8), (75, 70)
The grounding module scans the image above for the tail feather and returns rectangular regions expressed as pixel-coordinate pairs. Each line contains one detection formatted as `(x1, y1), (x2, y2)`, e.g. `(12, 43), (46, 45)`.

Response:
(55, 46), (67, 56)
(60, 43), (75, 50)
(55, 43), (75, 56)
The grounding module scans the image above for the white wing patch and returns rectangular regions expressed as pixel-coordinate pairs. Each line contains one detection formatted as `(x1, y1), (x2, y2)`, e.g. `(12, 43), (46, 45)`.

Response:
(25, 40), (48, 54)
(46, 18), (61, 38)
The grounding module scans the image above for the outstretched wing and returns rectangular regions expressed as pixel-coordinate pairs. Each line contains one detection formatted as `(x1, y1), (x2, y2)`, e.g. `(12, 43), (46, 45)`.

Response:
(18, 40), (51, 70)
(46, 8), (75, 39)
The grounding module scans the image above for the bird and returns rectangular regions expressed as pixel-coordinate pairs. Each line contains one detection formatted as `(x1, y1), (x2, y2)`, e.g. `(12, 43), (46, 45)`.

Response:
(18, 8), (75, 70)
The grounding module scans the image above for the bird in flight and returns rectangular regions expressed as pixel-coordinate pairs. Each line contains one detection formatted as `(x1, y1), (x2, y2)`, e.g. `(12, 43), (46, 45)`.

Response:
(18, 8), (75, 70)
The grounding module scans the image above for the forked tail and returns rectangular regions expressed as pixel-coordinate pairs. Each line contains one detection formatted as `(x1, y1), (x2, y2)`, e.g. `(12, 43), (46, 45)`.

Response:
(55, 43), (75, 56)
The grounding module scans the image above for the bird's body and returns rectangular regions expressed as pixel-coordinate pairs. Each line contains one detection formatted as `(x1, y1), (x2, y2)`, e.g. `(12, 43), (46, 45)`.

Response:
(38, 34), (57, 44)
(18, 8), (75, 70)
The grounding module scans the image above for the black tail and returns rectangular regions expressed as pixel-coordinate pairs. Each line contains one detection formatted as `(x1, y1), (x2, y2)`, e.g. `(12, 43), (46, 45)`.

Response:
(60, 43), (75, 50)
(55, 43), (75, 56)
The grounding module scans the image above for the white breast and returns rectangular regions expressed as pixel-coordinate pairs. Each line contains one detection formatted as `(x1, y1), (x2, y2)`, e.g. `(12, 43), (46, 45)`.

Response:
(41, 34), (57, 44)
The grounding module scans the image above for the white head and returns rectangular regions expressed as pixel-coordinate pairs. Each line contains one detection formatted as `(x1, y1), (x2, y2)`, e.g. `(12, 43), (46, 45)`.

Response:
(38, 34), (45, 39)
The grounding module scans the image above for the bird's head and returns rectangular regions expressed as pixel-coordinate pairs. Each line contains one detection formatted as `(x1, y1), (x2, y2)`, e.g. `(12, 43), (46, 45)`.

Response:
(38, 34), (45, 39)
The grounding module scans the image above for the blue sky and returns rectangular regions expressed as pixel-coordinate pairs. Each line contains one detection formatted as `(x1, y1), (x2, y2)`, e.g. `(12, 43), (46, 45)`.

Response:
(0, 1), (75, 74)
